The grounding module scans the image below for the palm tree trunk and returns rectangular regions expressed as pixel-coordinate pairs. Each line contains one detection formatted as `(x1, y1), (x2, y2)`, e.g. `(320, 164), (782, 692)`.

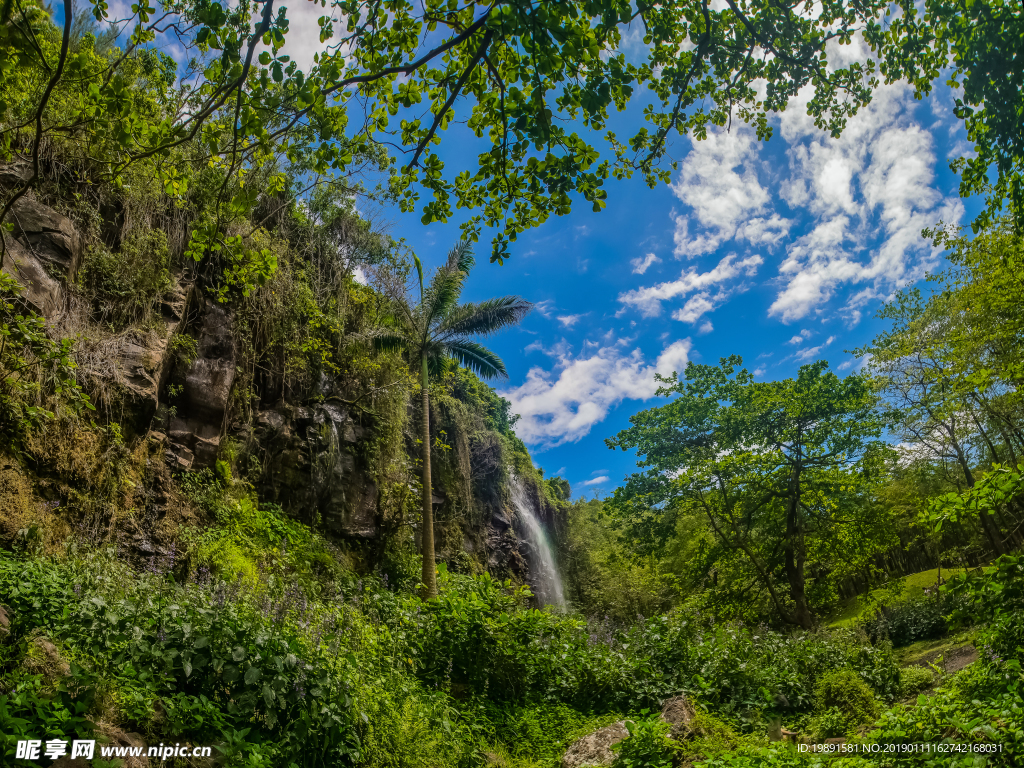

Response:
(420, 355), (437, 599)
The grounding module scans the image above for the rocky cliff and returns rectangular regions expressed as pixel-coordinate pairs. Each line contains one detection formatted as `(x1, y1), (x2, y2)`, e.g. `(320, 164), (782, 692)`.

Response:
(0, 174), (566, 593)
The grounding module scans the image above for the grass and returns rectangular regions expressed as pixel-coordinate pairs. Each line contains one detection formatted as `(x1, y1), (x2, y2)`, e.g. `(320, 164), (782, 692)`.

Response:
(897, 632), (975, 667)
(826, 567), (967, 628)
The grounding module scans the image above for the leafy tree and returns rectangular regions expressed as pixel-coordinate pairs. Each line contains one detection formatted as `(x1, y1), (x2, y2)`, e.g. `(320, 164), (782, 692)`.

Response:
(929, 220), (1024, 404)
(0, 0), (894, 276)
(859, 221), (1024, 557)
(373, 242), (530, 597)
(859, 290), (1011, 555)
(607, 357), (886, 628)
(867, 0), (1024, 230)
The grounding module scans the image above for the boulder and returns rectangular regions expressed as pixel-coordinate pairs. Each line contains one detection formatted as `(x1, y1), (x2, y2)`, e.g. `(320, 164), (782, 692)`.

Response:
(23, 635), (71, 680)
(560, 695), (696, 768)
(561, 721), (629, 768)
(0, 162), (30, 189)
(1, 237), (64, 318)
(8, 196), (84, 279)
(661, 694), (696, 739)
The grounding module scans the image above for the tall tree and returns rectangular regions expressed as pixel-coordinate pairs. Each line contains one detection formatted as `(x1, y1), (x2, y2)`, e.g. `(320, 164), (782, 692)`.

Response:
(607, 357), (886, 628)
(373, 242), (530, 597)
(859, 223), (1024, 555)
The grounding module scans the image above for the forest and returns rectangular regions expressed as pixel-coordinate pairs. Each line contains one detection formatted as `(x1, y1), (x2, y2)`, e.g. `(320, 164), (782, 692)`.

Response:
(1, 0), (1023, 766)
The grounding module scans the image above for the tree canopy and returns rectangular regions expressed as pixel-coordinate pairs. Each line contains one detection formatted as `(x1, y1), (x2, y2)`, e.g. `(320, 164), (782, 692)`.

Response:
(867, 0), (1024, 231)
(607, 358), (888, 628)
(2, 0), (891, 273)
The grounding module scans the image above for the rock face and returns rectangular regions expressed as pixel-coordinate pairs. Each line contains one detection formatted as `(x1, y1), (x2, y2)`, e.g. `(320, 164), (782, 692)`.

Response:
(167, 297), (236, 468)
(560, 695), (696, 768)
(0, 187), (555, 570)
(242, 402), (379, 538)
(115, 282), (192, 434)
(1, 237), (64, 318)
(8, 196), (85, 279)
(0, 188), (83, 319)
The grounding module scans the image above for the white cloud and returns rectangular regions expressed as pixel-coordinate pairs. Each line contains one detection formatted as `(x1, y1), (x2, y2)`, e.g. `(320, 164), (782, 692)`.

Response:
(580, 476), (609, 487)
(698, 321), (713, 335)
(754, 366), (766, 376)
(787, 329), (812, 345)
(534, 300), (555, 318)
(671, 293), (716, 323)
(245, 1), (351, 76)
(631, 253), (662, 274)
(524, 339), (572, 359)
(618, 253), (763, 318)
(838, 354), (872, 372)
(670, 129), (792, 257)
(557, 314), (584, 329)
(767, 83), (964, 323)
(501, 339), (692, 447)
(792, 335), (835, 362)
(660, 77), (963, 328)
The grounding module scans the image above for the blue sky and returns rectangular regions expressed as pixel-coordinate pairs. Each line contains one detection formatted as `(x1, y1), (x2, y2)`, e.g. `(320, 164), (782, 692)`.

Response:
(379, 68), (978, 498)
(103, 2), (978, 498)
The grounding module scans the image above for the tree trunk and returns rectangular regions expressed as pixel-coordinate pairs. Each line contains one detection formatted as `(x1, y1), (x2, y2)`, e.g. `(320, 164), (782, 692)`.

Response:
(954, 441), (1006, 556)
(420, 355), (437, 599)
(783, 462), (813, 630)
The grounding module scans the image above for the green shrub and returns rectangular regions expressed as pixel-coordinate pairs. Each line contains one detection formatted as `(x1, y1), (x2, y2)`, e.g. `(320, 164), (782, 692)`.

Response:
(478, 701), (615, 762)
(898, 666), (935, 698)
(812, 670), (878, 737)
(0, 551), (363, 766)
(678, 710), (745, 763)
(80, 228), (170, 327)
(611, 711), (675, 768)
(0, 274), (94, 448)
(860, 595), (955, 647)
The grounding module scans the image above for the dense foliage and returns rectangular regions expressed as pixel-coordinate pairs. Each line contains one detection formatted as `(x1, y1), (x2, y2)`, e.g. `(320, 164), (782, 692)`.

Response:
(2, 1), (1024, 767)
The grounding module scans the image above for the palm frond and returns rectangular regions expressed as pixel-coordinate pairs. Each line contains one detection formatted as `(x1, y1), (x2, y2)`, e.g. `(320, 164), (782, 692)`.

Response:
(445, 240), (475, 275)
(369, 329), (412, 356)
(413, 254), (425, 301)
(443, 340), (508, 380)
(437, 296), (533, 339)
(422, 242), (474, 332)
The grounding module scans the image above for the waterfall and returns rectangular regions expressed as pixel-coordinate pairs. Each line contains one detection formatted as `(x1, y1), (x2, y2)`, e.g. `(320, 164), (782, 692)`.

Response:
(509, 474), (565, 608)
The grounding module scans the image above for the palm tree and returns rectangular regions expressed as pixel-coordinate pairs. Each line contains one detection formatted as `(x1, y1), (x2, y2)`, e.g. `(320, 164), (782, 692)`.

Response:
(373, 241), (531, 598)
